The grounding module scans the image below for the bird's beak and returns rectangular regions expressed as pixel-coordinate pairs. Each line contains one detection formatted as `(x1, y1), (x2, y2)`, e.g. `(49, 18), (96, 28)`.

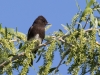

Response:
(46, 23), (51, 25)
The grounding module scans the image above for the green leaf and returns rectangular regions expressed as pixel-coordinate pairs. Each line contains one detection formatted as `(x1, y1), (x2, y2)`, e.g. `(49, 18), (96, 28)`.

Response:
(59, 29), (64, 34)
(19, 43), (23, 49)
(45, 24), (52, 31)
(61, 24), (69, 31)
(45, 35), (53, 42)
(81, 7), (93, 21)
(16, 27), (17, 34)
(7, 28), (15, 34)
(86, 0), (88, 4)
(75, 0), (81, 11)
(96, 17), (100, 26)
(0, 24), (2, 30)
(17, 31), (26, 41)
(94, 18), (98, 28)
(86, 0), (95, 8)
(49, 67), (57, 73)
(98, 29), (100, 36)
(98, 20), (100, 26)
(8, 54), (16, 57)
(97, 7), (100, 14)
(5, 27), (7, 38)
(71, 13), (80, 28)
(36, 54), (41, 63)
(90, 13), (95, 27)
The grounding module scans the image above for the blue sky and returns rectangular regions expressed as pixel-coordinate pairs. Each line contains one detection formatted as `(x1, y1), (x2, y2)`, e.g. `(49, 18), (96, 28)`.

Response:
(0, 0), (100, 75)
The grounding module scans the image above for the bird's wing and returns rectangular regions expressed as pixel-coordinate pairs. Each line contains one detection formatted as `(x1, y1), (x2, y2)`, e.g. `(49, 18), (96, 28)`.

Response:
(27, 25), (33, 40)
(27, 24), (45, 43)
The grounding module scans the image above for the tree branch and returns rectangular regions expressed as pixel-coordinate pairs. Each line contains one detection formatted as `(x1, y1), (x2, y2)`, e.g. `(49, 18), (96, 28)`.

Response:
(54, 28), (100, 72)
(55, 43), (74, 72)
(85, 28), (100, 32)
(55, 48), (71, 72)
(83, 16), (90, 29)
(0, 41), (51, 69)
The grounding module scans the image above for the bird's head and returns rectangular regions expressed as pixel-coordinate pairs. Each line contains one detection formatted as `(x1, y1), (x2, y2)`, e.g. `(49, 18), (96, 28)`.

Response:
(34, 15), (50, 26)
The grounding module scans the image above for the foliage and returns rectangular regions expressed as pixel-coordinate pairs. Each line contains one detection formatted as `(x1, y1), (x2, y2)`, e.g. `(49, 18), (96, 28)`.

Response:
(0, 0), (100, 75)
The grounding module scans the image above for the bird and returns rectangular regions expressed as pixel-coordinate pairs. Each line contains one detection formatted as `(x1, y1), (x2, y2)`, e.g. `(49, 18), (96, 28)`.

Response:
(27, 15), (50, 65)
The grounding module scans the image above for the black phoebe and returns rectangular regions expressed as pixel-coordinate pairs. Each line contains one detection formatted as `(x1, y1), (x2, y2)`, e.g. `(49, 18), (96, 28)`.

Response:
(27, 15), (50, 65)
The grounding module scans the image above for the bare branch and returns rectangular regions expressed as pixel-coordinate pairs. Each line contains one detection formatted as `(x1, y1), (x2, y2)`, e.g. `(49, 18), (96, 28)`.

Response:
(55, 48), (71, 72)
(9, 39), (17, 42)
(96, 41), (100, 46)
(85, 28), (100, 32)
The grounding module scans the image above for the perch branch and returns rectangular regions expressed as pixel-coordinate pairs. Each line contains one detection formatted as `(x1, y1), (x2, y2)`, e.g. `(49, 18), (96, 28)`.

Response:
(0, 41), (51, 69)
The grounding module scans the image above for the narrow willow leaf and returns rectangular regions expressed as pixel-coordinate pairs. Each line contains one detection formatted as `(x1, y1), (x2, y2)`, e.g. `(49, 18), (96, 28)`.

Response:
(0, 24), (2, 31)
(45, 24), (52, 31)
(36, 54), (41, 63)
(97, 8), (100, 14)
(16, 27), (17, 34)
(19, 43), (23, 49)
(81, 7), (93, 21)
(98, 29), (100, 36)
(45, 35), (53, 42)
(61, 24), (69, 31)
(90, 13), (95, 27)
(71, 13), (80, 28)
(59, 29), (63, 34)
(86, 0), (88, 4)
(81, 64), (87, 75)
(7, 28), (15, 34)
(93, 2), (100, 13)
(96, 17), (100, 26)
(38, 40), (56, 75)
(49, 67), (57, 73)
(5, 27), (7, 38)
(98, 20), (100, 26)
(0, 24), (2, 39)
(17, 31), (26, 41)
(75, 0), (81, 11)
(8, 54), (16, 57)
(94, 18), (98, 28)
(86, 0), (95, 8)
(66, 23), (70, 29)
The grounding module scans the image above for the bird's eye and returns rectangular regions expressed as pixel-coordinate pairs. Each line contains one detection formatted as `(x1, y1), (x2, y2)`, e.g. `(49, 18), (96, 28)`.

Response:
(42, 20), (45, 22)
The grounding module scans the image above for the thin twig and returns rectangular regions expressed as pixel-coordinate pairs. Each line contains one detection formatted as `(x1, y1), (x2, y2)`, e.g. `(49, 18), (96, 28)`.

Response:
(9, 39), (17, 42)
(85, 28), (100, 32)
(83, 16), (90, 29)
(55, 49), (71, 72)
(55, 42), (75, 72)
(96, 41), (100, 46)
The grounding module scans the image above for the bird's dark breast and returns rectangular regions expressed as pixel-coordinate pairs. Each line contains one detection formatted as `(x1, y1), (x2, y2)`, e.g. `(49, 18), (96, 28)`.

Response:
(27, 24), (45, 43)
